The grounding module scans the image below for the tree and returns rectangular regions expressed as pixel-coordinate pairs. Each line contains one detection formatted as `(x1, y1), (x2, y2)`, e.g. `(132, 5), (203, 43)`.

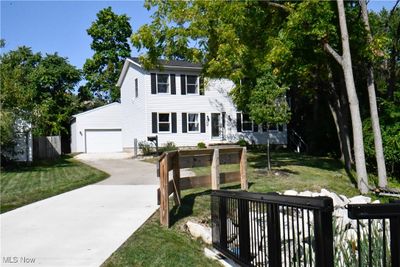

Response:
(83, 7), (132, 102)
(359, 0), (387, 188)
(248, 71), (291, 171)
(0, 47), (81, 137)
(323, 0), (369, 193)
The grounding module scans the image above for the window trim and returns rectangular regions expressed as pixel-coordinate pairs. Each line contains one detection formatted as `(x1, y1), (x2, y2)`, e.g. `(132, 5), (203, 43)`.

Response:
(135, 78), (138, 98)
(157, 74), (170, 94)
(158, 113), (171, 133)
(187, 113), (200, 133)
(186, 75), (199, 95)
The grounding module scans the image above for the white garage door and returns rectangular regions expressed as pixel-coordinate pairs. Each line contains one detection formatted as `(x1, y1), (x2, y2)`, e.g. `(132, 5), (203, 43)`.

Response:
(85, 129), (122, 153)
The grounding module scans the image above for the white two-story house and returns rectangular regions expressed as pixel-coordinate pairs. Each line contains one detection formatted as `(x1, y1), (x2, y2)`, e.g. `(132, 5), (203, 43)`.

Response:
(71, 57), (287, 153)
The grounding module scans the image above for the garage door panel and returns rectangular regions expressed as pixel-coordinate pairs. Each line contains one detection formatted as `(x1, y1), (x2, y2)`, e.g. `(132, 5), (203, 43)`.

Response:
(85, 130), (122, 153)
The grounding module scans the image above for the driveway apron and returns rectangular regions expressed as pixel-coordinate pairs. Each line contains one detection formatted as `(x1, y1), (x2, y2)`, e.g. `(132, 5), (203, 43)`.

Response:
(1, 156), (159, 267)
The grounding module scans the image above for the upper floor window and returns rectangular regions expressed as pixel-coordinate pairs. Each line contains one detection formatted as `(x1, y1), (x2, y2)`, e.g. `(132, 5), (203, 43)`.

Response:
(186, 75), (198, 94)
(135, 78), (138, 98)
(157, 74), (169, 93)
(151, 73), (176, 95)
(188, 113), (200, 132)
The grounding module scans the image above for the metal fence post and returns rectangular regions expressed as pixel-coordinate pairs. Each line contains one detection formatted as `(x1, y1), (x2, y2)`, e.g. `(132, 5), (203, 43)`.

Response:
(238, 198), (250, 262)
(313, 197), (334, 267)
(267, 203), (281, 267)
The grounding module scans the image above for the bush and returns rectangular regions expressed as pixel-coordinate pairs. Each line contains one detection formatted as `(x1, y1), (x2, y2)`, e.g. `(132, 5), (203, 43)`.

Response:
(158, 141), (177, 154)
(236, 138), (249, 147)
(138, 141), (153, 156)
(197, 142), (207, 149)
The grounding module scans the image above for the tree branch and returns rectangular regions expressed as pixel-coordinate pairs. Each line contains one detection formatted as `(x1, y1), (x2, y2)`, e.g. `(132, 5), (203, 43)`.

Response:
(324, 42), (343, 65)
(266, 2), (293, 13)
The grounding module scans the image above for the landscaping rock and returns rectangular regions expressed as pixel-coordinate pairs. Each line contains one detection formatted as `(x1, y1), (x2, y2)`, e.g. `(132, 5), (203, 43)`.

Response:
(339, 194), (350, 206)
(349, 195), (371, 204)
(283, 190), (298, 196)
(186, 221), (212, 244)
(298, 191), (313, 197)
(321, 189), (346, 208)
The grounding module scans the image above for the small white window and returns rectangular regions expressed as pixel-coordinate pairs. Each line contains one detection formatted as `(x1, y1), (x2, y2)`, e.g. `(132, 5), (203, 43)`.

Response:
(186, 75), (198, 94)
(157, 74), (169, 93)
(187, 113), (200, 132)
(158, 113), (170, 132)
(135, 78), (138, 98)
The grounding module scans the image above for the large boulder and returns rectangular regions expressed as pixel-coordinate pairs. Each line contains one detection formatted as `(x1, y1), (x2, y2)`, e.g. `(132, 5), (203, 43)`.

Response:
(349, 195), (371, 204)
(283, 190), (298, 196)
(320, 189), (346, 208)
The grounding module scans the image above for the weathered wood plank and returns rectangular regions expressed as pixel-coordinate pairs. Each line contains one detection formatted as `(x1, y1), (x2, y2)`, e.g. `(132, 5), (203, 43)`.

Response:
(172, 153), (181, 206)
(178, 149), (214, 157)
(211, 149), (220, 190)
(179, 154), (213, 168)
(240, 147), (248, 190)
(159, 157), (169, 227)
(180, 171), (241, 190)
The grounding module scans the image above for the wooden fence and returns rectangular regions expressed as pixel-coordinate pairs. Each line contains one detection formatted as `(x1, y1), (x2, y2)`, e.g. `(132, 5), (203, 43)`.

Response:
(33, 136), (61, 160)
(158, 147), (248, 227)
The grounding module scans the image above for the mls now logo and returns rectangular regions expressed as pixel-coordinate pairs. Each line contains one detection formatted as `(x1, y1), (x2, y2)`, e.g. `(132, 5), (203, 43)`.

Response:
(2, 257), (18, 263)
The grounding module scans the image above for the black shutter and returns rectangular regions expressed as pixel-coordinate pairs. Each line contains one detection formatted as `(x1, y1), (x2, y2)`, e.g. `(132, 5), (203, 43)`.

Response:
(199, 76), (204, 95)
(253, 123), (258, 132)
(170, 74), (176, 95)
(152, 112), (158, 133)
(151, 73), (157, 94)
(181, 74), (186, 95)
(171, 113), (177, 133)
(182, 113), (187, 133)
(200, 113), (206, 133)
(236, 113), (242, 132)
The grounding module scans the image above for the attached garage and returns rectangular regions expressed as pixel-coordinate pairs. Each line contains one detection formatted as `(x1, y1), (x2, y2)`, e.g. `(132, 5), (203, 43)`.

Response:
(71, 103), (123, 153)
(85, 129), (122, 153)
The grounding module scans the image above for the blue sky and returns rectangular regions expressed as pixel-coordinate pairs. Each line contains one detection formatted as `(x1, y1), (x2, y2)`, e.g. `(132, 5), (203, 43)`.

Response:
(1, 0), (398, 70)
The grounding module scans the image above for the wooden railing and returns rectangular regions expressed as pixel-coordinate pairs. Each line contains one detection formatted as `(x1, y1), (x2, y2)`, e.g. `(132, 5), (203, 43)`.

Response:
(158, 147), (248, 227)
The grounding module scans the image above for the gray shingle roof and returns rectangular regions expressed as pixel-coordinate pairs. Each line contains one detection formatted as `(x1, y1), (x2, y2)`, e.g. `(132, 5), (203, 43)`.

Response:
(129, 57), (202, 68)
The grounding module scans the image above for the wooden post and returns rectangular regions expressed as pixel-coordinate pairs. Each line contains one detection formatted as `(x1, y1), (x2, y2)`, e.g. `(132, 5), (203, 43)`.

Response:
(240, 147), (248, 190)
(172, 152), (181, 206)
(211, 148), (220, 190)
(160, 155), (169, 227)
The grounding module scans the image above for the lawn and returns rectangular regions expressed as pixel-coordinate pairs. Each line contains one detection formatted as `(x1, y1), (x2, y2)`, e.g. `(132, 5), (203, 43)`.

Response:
(104, 150), (399, 267)
(0, 156), (109, 213)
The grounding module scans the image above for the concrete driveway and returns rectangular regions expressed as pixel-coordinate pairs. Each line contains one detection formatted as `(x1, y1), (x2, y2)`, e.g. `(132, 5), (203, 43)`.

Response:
(1, 154), (159, 267)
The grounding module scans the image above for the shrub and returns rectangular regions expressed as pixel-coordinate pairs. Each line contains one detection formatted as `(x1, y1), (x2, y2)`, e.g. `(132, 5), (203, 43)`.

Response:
(236, 138), (249, 147)
(158, 141), (177, 154)
(197, 142), (207, 149)
(138, 141), (153, 156)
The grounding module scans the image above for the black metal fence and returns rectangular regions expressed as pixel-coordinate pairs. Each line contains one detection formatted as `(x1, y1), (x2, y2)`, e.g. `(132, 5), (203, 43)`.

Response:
(346, 201), (400, 267)
(211, 190), (334, 267)
(211, 190), (400, 267)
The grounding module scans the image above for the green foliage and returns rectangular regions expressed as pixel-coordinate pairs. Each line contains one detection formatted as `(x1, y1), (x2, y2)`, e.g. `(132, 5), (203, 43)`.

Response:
(197, 142), (206, 149)
(248, 71), (291, 126)
(138, 141), (154, 156)
(158, 141), (177, 154)
(363, 98), (400, 179)
(236, 138), (249, 147)
(0, 47), (81, 138)
(83, 7), (132, 101)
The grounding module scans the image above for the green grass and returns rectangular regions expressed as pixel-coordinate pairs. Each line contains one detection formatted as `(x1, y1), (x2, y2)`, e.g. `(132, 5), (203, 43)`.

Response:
(0, 156), (109, 213)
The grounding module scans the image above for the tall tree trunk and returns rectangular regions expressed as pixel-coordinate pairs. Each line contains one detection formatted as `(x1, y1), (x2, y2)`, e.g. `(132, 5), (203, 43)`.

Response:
(360, 0), (388, 188)
(324, 0), (369, 193)
(326, 69), (353, 171)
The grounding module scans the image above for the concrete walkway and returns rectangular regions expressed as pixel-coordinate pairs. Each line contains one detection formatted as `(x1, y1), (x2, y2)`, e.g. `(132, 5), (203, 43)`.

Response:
(1, 155), (159, 267)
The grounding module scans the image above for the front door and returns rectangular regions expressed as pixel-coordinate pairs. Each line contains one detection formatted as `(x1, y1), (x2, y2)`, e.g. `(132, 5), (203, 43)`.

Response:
(211, 113), (221, 139)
